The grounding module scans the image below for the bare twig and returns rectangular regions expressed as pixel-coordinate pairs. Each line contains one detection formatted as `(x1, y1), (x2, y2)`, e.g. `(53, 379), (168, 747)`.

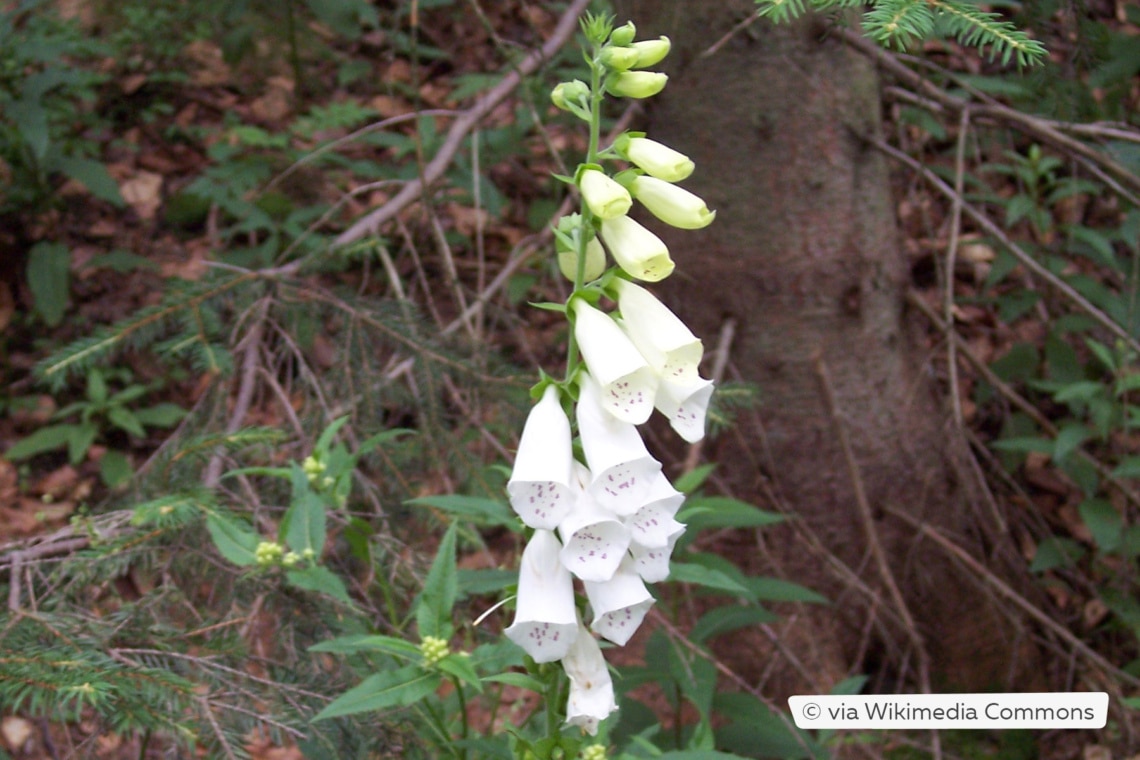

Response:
(334, 0), (593, 246)
(872, 136), (1140, 358)
(944, 107), (969, 429)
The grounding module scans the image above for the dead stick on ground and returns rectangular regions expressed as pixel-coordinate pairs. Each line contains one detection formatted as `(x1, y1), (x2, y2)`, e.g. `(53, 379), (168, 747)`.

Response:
(333, 0), (592, 247)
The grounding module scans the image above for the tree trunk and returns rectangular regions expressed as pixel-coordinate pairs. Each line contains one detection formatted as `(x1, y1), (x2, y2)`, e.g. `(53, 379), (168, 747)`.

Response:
(613, 0), (1041, 695)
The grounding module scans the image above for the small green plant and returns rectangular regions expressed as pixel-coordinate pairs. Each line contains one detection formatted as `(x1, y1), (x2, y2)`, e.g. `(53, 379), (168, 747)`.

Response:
(0, 0), (123, 215)
(4, 368), (185, 486)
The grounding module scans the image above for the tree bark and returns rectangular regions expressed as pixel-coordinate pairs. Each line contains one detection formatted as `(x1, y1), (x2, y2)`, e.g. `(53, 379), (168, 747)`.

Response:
(613, 0), (1041, 695)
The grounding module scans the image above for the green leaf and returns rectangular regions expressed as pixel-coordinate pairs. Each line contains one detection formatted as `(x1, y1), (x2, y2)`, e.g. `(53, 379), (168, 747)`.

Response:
(990, 436), (1053, 454)
(205, 512), (260, 567)
(689, 605), (778, 644)
(482, 672), (544, 692)
(314, 416), (351, 455)
(831, 674), (868, 695)
(26, 242), (71, 327)
(133, 403), (186, 428)
(99, 449), (132, 487)
(283, 467), (327, 556)
(1029, 536), (1085, 572)
(4, 424), (76, 460)
(1112, 457), (1140, 478)
(309, 634), (420, 658)
(673, 463), (715, 494)
(668, 562), (749, 595)
(678, 497), (786, 531)
(743, 577), (830, 604)
(86, 369), (107, 404)
(107, 407), (146, 438)
(1080, 498), (1122, 554)
(406, 494), (516, 528)
(313, 665), (442, 720)
(1052, 423), (1090, 463)
(416, 522), (459, 639)
(1052, 382), (1106, 405)
(437, 653), (483, 692)
(286, 566), (352, 604)
(54, 155), (124, 206)
(65, 423), (97, 464)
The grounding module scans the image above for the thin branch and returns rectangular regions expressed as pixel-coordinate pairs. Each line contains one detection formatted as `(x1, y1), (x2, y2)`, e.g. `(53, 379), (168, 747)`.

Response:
(333, 0), (593, 247)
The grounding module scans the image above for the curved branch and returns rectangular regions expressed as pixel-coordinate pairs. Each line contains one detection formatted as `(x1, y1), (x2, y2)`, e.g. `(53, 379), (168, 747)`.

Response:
(333, 0), (593, 247)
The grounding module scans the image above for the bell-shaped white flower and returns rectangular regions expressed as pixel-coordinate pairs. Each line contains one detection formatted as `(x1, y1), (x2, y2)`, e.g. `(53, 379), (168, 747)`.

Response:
(577, 373), (661, 512)
(507, 385), (575, 530)
(579, 169), (632, 220)
(572, 300), (657, 424)
(505, 529), (578, 662)
(559, 486), (631, 582)
(606, 70), (667, 99)
(655, 377), (715, 444)
(584, 557), (655, 646)
(612, 279), (703, 385)
(617, 135), (694, 183)
(629, 175), (715, 230)
(600, 215), (675, 283)
(625, 472), (686, 547)
(562, 617), (618, 736)
(630, 523), (685, 583)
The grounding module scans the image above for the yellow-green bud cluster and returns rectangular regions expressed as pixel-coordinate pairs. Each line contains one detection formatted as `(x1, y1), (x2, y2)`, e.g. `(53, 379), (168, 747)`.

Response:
(580, 745), (607, 760)
(302, 455), (325, 482)
(255, 541), (285, 567)
(419, 636), (450, 667)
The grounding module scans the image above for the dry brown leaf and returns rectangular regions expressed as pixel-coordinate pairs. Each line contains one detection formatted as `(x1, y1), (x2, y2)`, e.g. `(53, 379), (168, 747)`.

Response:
(251, 77), (295, 124)
(184, 39), (231, 87)
(120, 171), (164, 221)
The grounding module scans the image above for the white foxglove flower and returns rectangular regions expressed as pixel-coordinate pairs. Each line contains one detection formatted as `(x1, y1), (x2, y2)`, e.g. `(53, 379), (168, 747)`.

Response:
(613, 279), (703, 385)
(618, 136), (694, 183)
(629, 175), (715, 230)
(572, 300), (657, 424)
(559, 486), (631, 583)
(562, 618), (618, 736)
(630, 523), (685, 583)
(600, 215), (675, 283)
(606, 70), (667, 99)
(579, 169), (632, 220)
(577, 373), (661, 512)
(584, 558), (655, 646)
(625, 472), (686, 548)
(505, 529), (578, 662)
(656, 377), (714, 444)
(507, 385), (575, 530)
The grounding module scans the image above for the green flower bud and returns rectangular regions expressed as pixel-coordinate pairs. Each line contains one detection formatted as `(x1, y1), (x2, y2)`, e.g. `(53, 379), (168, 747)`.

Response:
(600, 45), (640, 71)
(557, 236), (607, 282)
(617, 135), (694, 182)
(551, 80), (589, 111)
(610, 21), (636, 47)
(605, 70), (667, 99)
(419, 635), (451, 667)
(282, 551), (301, 568)
(630, 175), (715, 229)
(255, 541), (285, 567)
(579, 169), (632, 220)
(580, 745), (608, 760)
(630, 36), (671, 68)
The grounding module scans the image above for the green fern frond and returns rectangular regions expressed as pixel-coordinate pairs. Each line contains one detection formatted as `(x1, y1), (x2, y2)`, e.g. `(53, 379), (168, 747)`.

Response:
(756, 0), (810, 24)
(863, 0), (935, 49)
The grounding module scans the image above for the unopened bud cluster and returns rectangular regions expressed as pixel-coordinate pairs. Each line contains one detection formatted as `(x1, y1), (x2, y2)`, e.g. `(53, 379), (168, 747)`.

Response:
(419, 636), (450, 667)
(504, 15), (716, 738)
